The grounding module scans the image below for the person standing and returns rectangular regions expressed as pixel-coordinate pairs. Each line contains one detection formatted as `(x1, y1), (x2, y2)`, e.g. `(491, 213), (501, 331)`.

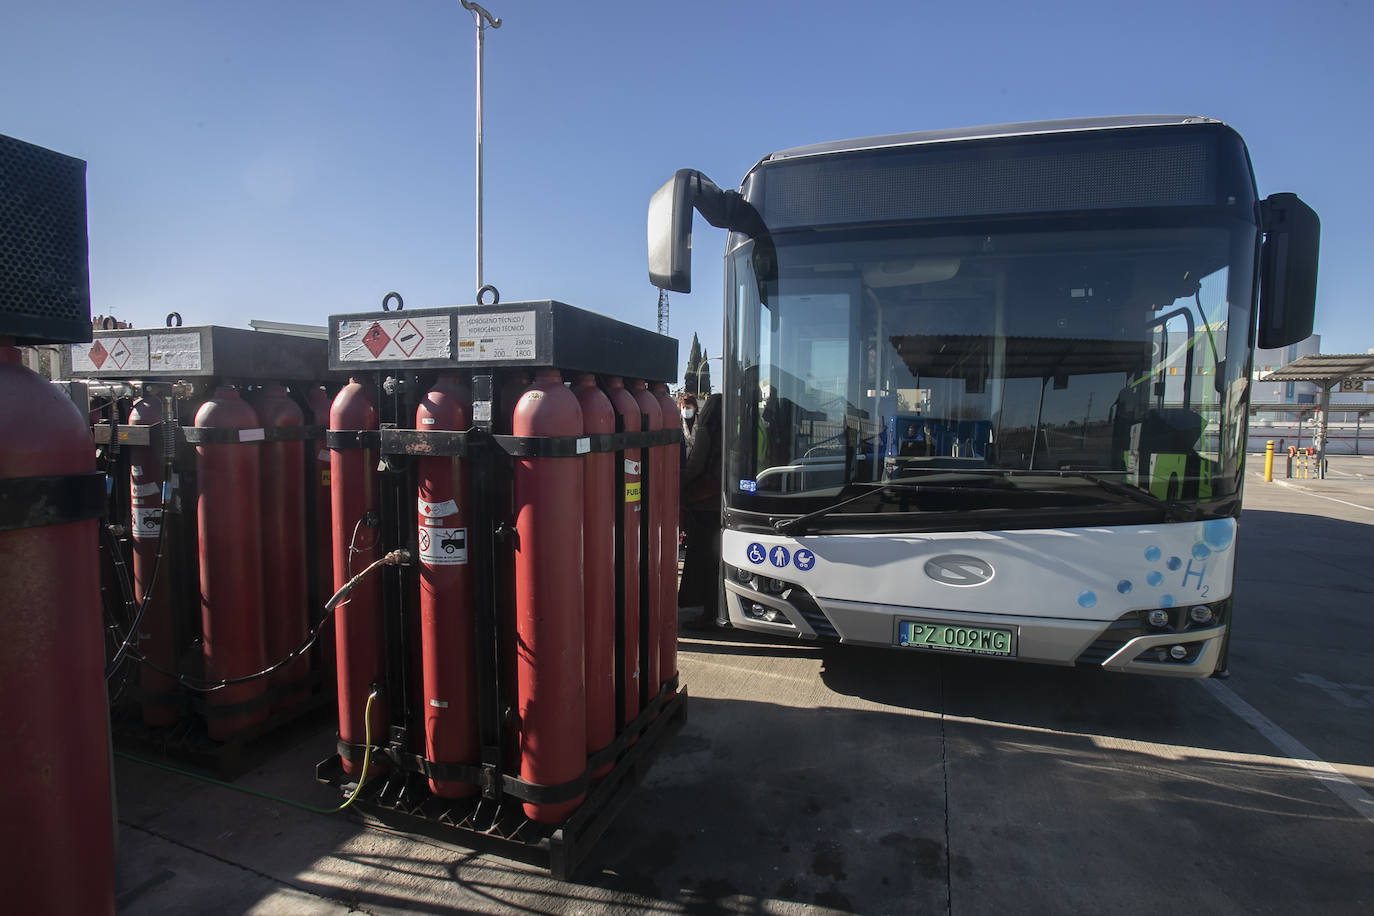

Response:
(678, 392), (698, 441)
(678, 393), (725, 629)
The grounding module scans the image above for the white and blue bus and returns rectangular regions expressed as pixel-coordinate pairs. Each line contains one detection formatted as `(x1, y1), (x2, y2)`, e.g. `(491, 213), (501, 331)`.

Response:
(649, 116), (1318, 677)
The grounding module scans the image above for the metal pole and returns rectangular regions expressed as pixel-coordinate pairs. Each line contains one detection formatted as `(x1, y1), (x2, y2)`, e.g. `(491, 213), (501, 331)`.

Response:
(460, 2), (501, 299)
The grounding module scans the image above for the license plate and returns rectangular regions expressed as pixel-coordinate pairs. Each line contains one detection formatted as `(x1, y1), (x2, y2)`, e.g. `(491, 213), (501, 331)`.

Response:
(897, 620), (1015, 657)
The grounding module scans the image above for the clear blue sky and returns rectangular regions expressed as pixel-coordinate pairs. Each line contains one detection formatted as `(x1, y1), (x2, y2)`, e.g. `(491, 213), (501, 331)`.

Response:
(4, 0), (1371, 376)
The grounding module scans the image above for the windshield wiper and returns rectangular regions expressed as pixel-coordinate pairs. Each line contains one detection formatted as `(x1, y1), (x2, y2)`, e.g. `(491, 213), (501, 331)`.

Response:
(771, 481), (939, 535)
(1016, 469), (1196, 521)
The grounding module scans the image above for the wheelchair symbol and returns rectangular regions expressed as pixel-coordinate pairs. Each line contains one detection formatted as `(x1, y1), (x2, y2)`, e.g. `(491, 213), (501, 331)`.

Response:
(746, 542), (766, 565)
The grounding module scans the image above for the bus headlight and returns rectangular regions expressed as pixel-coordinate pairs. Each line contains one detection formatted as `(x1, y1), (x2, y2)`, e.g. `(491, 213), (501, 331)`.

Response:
(1146, 609), (1171, 628)
(1189, 605), (1214, 624)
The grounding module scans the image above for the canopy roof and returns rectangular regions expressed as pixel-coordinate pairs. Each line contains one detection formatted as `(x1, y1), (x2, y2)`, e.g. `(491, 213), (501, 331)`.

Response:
(1261, 354), (1374, 385)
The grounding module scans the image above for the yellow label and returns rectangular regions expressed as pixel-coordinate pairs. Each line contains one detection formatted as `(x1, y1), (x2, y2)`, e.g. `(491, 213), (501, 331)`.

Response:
(321, 470), (331, 486)
(117, 430), (130, 442)
(624, 482), (641, 503)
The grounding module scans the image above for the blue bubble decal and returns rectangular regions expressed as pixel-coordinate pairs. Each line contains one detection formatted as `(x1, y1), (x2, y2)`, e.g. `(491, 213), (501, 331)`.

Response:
(1117, 580), (1133, 594)
(1147, 571), (1163, 587)
(1203, 519), (1234, 551)
(1144, 546), (1162, 562)
(1159, 594), (1175, 607)
(1077, 590), (1097, 608)
(1192, 542), (1212, 559)
(1166, 556), (1182, 571)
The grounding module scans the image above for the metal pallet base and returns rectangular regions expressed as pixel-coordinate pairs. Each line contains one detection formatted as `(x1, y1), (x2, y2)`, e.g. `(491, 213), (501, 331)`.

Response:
(316, 687), (688, 881)
(111, 688), (335, 779)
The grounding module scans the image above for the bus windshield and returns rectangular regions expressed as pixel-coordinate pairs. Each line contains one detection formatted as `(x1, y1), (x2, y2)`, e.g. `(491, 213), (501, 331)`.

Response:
(724, 223), (1257, 524)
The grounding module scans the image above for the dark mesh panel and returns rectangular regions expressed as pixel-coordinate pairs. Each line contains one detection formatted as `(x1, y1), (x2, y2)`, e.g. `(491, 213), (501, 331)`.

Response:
(1, 134), (91, 344)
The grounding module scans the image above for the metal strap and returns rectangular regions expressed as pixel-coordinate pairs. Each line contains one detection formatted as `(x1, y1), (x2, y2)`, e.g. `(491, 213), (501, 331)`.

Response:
(323, 427), (680, 459)
(326, 429), (381, 450)
(0, 472), (106, 533)
(182, 425), (324, 445)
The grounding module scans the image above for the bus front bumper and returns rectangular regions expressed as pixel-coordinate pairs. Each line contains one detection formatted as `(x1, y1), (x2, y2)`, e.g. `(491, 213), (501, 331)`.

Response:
(722, 584), (1227, 678)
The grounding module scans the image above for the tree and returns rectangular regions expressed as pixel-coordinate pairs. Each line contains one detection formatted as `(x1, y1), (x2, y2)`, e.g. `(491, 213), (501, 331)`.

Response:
(684, 333), (712, 396)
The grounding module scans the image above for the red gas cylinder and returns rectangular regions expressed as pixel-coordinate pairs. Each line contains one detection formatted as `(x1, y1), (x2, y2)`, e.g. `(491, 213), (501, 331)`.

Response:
(416, 375), (479, 798)
(573, 374), (616, 776)
(195, 386), (268, 740)
(329, 378), (388, 777)
(513, 369), (586, 822)
(602, 376), (641, 728)
(629, 380), (663, 704)
(651, 382), (682, 691)
(0, 343), (116, 916)
(254, 383), (310, 712)
(306, 386), (335, 680)
(128, 394), (177, 726)
(498, 370), (529, 769)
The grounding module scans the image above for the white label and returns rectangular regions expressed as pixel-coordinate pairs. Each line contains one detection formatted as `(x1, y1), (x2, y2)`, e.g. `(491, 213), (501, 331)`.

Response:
(418, 497), (459, 519)
(472, 400), (493, 423)
(456, 310), (537, 362)
(131, 505), (164, 539)
(238, 428), (266, 442)
(576, 437), (590, 455)
(70, 335), (150, 373)
(150, 332), (202, 371)
(338, 316), (451, 362)
(132, 481), (160, 497)
(625, 459), (641, 476)
(429, 699), (449, 708)
(418, 526), (467, 565)
(317, 449), (329, 462)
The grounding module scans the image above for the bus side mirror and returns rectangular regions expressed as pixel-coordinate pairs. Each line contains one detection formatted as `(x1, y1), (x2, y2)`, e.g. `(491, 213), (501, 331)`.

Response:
(648, 169), (698, 293)
(648, 168), (769, 294)
(1257, 193), (1320, 349)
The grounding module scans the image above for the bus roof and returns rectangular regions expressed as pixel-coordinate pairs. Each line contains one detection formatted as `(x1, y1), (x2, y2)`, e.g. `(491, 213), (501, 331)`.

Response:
(761, 115), (1222, 165)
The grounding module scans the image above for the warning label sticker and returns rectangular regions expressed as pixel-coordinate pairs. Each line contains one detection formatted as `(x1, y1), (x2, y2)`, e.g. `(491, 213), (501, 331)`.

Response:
(625, 482), (641, 503)
(418, 497), (459, 521)
(338, 316), (451, 363)
(70, 336), (150, 373)
(418, 526), (467, 565)
(456, 310), (536, 362)
(131, 505), (164, 539)
(149, 332), (202, 371)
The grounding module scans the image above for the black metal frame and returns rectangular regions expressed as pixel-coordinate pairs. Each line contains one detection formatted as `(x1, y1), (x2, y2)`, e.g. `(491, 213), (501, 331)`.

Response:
(317, 366), (686, 878)
(92, 379), (339, 778)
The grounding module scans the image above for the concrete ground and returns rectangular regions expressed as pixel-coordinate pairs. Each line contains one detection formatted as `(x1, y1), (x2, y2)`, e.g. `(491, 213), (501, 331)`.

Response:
(114, 456), (1374, 914)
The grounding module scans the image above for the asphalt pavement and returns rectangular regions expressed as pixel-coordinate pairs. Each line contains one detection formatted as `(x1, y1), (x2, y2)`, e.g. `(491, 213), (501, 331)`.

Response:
(113, 455), (1374, 914)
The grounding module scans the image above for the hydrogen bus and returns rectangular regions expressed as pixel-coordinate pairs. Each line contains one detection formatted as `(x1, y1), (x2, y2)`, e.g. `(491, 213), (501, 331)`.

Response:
(648, 116), (1318, 677)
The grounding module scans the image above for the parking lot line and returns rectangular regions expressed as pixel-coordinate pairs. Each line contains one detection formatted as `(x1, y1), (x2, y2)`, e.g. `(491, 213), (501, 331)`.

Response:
(1266, 479), (1374, 512)
(1199, 678), (1374, 827)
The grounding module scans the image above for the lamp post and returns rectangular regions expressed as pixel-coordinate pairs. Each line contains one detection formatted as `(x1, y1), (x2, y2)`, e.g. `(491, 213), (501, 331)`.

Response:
(459, 2), (501, 301)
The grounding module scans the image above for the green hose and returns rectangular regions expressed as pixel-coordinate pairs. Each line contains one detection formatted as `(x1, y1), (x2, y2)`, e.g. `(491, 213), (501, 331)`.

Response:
(114, 692), (377, 815)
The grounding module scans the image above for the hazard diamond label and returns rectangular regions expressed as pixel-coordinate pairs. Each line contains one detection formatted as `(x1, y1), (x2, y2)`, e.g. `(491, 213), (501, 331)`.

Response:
(338, 317), (452, 363)
(394, 319), (424, 357)
(362, 322), (392, 357)
(69, 335), (150, 373)
(109, 338), (132, 369)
